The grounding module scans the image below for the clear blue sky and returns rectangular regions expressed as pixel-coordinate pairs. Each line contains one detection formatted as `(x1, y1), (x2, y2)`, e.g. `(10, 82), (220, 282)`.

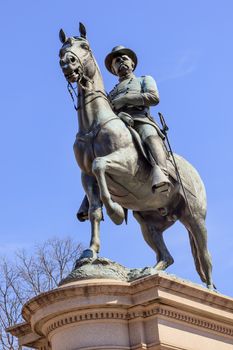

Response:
(0, 0), (232, 295)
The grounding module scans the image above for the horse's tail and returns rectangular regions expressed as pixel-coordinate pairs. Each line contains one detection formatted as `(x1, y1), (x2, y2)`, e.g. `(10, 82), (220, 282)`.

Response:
(188, 230), (207, 283)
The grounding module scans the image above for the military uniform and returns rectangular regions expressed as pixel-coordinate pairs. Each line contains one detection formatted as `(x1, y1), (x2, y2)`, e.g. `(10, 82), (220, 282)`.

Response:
(105, 45), (171, 193)
(108, 74), (165, 141)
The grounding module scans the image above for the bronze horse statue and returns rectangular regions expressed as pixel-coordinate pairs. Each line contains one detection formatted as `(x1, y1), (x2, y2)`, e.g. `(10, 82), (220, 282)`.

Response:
(59, 24), (214, 289)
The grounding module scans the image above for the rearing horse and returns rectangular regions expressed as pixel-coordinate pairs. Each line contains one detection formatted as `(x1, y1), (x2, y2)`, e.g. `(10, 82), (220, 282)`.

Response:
(59, 23), (214, 289)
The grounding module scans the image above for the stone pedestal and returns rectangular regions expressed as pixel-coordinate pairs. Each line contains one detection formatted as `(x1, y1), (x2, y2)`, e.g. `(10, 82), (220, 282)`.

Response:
(8, 272), (233, 350)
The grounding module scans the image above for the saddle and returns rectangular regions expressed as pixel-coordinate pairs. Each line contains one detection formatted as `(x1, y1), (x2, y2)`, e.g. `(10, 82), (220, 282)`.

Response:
(118, 112), (196, 199)
(117, 111), (164, 165)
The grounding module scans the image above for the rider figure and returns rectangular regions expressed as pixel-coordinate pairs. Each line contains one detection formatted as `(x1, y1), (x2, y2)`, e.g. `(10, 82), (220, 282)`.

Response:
(105, 46), (171, 193)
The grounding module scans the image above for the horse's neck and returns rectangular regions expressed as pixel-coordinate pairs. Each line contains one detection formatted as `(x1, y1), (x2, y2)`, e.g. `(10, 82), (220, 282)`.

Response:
(77, 68), (115, 132)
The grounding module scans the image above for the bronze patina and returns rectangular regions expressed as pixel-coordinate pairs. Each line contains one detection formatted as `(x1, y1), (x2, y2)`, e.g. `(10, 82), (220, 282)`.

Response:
(59, 23), (214, 289)
(106, 45), (171, 194)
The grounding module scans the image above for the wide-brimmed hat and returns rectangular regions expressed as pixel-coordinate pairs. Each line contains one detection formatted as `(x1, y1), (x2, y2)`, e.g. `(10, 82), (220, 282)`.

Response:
(105, 45), (138, 75)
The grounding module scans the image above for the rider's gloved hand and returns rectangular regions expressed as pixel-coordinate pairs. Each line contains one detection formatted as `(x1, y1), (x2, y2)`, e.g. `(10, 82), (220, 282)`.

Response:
(111, 96), (126, 110)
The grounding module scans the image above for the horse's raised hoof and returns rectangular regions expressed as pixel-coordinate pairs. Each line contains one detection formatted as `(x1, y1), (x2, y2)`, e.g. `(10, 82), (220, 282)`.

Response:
(79, 248), (98, 260)
(107, 202), (125, 225)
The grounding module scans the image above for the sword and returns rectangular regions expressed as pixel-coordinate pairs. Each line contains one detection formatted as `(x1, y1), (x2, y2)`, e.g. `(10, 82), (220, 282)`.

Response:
(158, 112), (193, 216)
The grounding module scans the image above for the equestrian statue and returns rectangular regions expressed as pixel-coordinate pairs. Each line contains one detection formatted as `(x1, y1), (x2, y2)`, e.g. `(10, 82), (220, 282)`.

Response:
(58, 23), (214, 289)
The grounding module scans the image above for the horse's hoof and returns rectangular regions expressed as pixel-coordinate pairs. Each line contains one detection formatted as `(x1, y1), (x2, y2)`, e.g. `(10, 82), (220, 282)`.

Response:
(154, 258), (174, 271)
(108, 203), (125, 225)
(207, 283), (217, 291)
(79, 249), (98, 260)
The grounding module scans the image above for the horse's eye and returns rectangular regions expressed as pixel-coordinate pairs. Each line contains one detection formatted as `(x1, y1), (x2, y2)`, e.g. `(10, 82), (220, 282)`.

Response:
(81, 43), (89, 50)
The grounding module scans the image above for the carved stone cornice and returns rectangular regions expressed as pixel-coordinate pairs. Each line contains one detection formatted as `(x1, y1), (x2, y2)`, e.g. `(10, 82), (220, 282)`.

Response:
(41, 304), (233, 339)
(22, 279), (131, 322)
(22, 272), (233, 323)
(8, 273), (233, 350)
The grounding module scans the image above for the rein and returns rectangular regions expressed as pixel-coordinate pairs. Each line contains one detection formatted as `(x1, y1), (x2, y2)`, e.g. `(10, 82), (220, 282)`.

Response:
(67, 82), (78, 110)
(77, 116), (120, 160)
(67, 83), (109, 111)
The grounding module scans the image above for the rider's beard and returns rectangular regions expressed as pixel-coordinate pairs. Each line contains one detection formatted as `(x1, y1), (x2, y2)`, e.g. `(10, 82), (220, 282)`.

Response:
(117, 63), (132, 77)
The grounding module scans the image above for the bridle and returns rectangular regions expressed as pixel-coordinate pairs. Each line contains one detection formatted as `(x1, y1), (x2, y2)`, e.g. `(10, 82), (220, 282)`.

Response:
(64, 48), (96, 110)
(67, 83), (109, 112)
(63, 47), (118, 156)
(64, 47), (109, 111)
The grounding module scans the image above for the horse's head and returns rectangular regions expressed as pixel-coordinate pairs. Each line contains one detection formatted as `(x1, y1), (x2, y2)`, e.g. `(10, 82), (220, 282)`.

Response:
(59, 23), (96, 84)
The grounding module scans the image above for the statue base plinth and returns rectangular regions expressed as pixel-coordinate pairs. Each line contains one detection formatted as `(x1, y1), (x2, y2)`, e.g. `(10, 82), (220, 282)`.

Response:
(59, 256), (167, 285)
(8, 271), (233, 350)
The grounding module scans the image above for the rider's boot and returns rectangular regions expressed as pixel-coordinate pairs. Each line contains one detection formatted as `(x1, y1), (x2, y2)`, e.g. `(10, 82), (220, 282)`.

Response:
(144, 135), (171, 193)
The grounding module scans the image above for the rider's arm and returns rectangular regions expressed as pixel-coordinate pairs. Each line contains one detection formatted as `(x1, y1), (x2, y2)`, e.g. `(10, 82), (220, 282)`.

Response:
(117, 75), (159, 107)
(140, 75), (160, 106)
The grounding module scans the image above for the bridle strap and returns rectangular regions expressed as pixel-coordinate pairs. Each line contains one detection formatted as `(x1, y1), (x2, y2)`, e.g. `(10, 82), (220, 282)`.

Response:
(65, 49), (94, 88)
(67, 84), (110, 111)
(67, 82), (78, 110)
(66, 49), (100, 109)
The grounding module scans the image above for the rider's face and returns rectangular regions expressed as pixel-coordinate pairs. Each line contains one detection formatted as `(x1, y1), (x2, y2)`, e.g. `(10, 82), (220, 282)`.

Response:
(111, 55), (134, 77)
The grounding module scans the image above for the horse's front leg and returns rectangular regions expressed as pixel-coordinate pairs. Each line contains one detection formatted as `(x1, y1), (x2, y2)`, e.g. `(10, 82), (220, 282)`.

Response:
(92, 149), (131, 225)
(80, 172), (103, 259)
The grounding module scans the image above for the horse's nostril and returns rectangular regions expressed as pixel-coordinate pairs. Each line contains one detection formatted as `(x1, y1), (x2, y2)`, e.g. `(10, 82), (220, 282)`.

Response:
(60, 59), (66, 67)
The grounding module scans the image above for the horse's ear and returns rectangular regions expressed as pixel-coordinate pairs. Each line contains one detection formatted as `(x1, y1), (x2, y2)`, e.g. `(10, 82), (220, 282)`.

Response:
(79, 22), (87, 39)
(59, 29), (67, 43)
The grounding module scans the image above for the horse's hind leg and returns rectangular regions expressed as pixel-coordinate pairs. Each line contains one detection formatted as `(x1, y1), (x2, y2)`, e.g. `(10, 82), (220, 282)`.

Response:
(133, 211), (174, 271)
(180, 212), (213, 289)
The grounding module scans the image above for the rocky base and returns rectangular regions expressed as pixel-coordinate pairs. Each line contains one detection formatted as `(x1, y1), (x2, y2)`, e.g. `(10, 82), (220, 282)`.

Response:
(59, 253), (161, 286)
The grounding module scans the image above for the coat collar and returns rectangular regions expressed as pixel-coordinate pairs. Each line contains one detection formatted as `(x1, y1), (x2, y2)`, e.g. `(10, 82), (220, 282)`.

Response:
(118, 73), (135, 83)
